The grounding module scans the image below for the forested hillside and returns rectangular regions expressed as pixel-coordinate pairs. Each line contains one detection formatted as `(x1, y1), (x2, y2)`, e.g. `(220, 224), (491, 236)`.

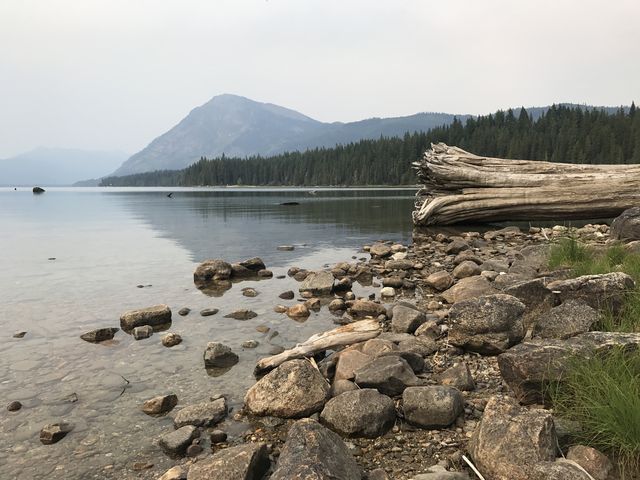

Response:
(101, 104), (639, 187)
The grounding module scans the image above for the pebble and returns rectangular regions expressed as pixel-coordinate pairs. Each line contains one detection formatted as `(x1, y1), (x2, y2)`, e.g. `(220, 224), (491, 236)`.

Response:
(242, 340), (259, 348)
(277, 245), (295, 251)
(178, 307), (191, 316)
(200, 308), (219, 317)
(162, 333), (182, 347)
(13, 331), (27, 338)
(186, 444), (203, 457)
(7, 401), (22, 412)
(279, 290), (295, 300)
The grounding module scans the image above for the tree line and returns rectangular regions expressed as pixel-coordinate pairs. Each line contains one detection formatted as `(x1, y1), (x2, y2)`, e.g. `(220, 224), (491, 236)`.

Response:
(101, 103), (639, 187)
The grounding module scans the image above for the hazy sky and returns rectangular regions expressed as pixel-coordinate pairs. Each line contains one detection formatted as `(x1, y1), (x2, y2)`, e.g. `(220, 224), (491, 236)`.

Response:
(1, 0), (638, 157)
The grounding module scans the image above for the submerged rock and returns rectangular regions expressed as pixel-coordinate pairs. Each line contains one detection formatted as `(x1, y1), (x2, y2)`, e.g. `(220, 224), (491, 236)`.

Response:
(270, 419), (362, 480)
(193, 259), (232, 283)
(199, 308), (218, 317)
(40, 422), (73, 444)
(120, 304), (171, 330)
(173, 398), (227, 428)
(203, 342), (239, 369)
(132, 325), (153, 340)
(80, 327), (119, 343)
(7, 401), (22, 412)
(162, 332), (182, 347)
(32, 186), (45, 193)
(158, 425), (199, 456)
(224, 309), (257, 320)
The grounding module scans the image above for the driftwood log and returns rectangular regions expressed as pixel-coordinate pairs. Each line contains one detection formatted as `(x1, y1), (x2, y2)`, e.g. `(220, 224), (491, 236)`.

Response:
(413, 143), (640, 226)
(254, 319), (381, 376)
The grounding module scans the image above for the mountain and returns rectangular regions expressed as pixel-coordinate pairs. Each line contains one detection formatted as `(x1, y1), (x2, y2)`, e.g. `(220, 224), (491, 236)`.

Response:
(112, 94), (470, 176)
(0, 148), (129, 186)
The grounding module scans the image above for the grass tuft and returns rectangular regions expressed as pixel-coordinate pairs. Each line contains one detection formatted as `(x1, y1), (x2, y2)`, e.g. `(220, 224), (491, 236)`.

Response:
(551, 348), (640, 478)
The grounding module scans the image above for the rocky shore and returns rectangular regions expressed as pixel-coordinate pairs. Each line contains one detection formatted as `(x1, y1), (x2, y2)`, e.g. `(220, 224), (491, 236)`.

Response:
(14, 209), (640, 480)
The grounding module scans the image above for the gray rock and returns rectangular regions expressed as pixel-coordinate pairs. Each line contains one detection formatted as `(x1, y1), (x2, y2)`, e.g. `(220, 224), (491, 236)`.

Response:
(391, 304), (426, 334)
(40, 422), (73, 444)
(279, 290), (295, 300)
(300, 270), (335, 295)
(270, 418), (362, 480)
(80, 327), (119, 343)
(203, 342), (239, 368)
(453, 261), (481, 279)
(439, 362), (475, 391)
(468, 396), (556, 480)
(187, 443), (269, 480)
(142, 394), (178, 415)
(532, 300), (599, 339)
(158, 466), (186, 480)
(330, 379), (359, 397)
(120, 304), (171, 330)
(383, 276), (404, 288)
(193, 259), (232, 283)
(209, 429), (227, 443)
(173, 398), (227, 428)
(242, 339), (259, 349)
(132, 325), (153, 340)
(361, 338), (397, 356)
(441, 276), (499, 304)
(159, 425), (199, 456)
(242, 287), (259, 297)
(479, 259), (510, 273)
(611, 206), (640, 240)
(448, 294), (525, 354)
(244, 359), (329, 418)
(329, 298), (346, 311)
(528, 460), (593, 480)
(320, 389), (396, 438)
(398, 336), (437, 357)
(7, 401), (22, 411)
(178, 307), (191, 316)
(547, 272), (635, 315)
(445, 239), (469, 255)
(13, 331), (27, 338)
(503, 278), (557, 311)
(379, 350), (425, 373)
(402, 386), (464, 428)
(370, 243), (392, 258)
(199, 308), (219, 317)
(354, 355), (418, 396)
(384, 259), (414, 270)
(224, 309), (257, 320)
(498, 331), (640, 404)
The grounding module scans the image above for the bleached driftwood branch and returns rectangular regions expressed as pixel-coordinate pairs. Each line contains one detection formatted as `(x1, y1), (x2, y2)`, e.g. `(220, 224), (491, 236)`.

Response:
(413, 143), (640, 225)
(254, 319), (381, 376)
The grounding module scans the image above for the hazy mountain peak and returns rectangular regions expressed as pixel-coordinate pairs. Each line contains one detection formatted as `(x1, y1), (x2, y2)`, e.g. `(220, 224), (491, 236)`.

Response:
(111, 95), (469, 176)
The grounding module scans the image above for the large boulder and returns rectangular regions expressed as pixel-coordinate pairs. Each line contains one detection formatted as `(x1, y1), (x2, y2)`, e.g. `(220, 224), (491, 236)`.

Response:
(270, 419), (362, 480)
(391, 304), (426, 334)
(193, 259), (232, 284)
(531, 300), (599, 339)
(547, 272), (635, 315)
(120, 304), (171, 330)
(448, 294), (525, 355)
(468, 396), (557, 480)
(353, 355), (418, 396)
(320, 389), (396, 438)
(402, 386), (464, 428)
(610, 206), (640, 240)
(299, 271), (335, 295)
(244, 359), (329, 418)
(441, 276), (499, 304)
(498, 331), (640, 404)
(173, 398), (227, 428)
(187, 443), (270, 480)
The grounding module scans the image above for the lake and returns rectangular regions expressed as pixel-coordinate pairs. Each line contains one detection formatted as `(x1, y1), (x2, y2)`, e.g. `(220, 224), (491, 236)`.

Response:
(0, 187), (416, 479)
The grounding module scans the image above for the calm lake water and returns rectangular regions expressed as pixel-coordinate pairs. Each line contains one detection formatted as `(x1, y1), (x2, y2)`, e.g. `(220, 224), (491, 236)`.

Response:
(0, 187), (416, 479)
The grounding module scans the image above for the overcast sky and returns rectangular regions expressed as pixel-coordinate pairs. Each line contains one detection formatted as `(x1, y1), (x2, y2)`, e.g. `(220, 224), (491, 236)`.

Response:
(1, 0), (638, 157)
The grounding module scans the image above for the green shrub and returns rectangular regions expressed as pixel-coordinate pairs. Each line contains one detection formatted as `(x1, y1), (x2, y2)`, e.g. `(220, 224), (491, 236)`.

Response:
(551, 348), (640, 478)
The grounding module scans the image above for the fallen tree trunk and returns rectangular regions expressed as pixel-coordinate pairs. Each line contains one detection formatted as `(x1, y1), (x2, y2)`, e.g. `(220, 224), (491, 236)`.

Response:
(254, 319), (381, 376)
(413, 143), (640, 226)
